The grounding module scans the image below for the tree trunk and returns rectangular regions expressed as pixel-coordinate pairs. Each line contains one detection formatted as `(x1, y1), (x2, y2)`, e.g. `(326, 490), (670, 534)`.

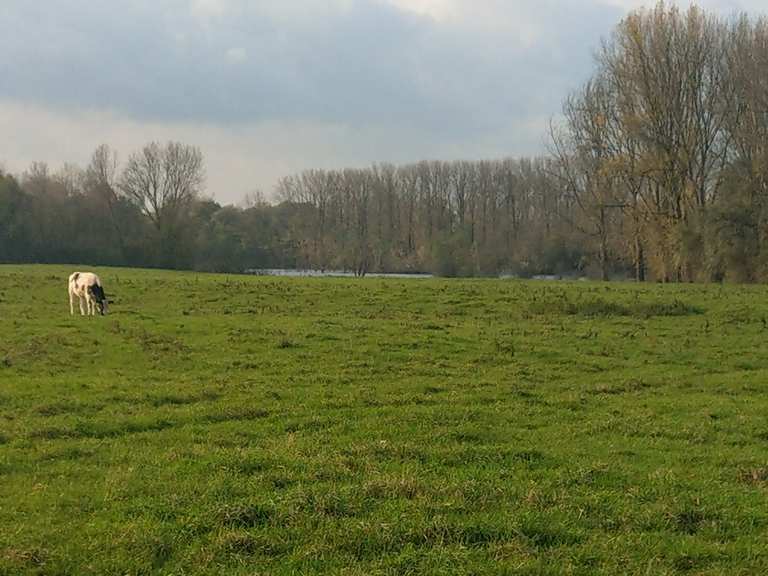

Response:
(599, 206), (609, 281)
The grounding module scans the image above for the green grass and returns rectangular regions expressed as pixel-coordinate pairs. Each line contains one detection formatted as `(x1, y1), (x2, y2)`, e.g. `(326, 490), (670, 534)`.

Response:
(2, 264), (768, 575)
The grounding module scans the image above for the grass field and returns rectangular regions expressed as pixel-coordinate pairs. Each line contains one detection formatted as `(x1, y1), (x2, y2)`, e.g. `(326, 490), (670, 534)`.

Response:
(2, 265), (768, 575)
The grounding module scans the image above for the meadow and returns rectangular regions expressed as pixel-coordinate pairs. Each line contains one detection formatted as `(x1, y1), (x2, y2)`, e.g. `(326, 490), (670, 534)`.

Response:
(2, 265), (768, 575)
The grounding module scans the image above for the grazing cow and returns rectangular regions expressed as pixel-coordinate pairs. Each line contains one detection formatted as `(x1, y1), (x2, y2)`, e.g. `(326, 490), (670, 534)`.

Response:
(68, 272), (108, 316)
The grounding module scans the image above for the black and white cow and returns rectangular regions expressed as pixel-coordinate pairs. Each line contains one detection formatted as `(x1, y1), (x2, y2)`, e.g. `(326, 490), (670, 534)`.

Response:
(68, 272), (108, 316)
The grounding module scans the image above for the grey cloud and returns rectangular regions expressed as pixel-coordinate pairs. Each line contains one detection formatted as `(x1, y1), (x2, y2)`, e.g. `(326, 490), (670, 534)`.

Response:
(0, 0), (624, 136)
(3, 0), (764, 202)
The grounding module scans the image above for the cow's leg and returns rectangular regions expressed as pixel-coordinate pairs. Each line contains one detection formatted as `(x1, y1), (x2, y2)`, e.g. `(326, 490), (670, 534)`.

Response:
(79, 294), (87, 316)
(69, 290), (75, 315)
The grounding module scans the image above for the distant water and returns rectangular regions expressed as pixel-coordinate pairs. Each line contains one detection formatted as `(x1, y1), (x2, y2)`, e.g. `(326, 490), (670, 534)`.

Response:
(245, 268), (434, 279)
(245, 269), (590, 280)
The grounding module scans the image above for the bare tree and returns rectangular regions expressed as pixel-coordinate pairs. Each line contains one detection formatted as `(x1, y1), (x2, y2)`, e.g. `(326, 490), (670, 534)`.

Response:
(118, 141), (204, 267)
(86, 145), (119, 200)
(84, 144), (125, 253)
(22, 161), (51, 197)
(120, 141), (204, 231)
(597, 3), (733, 279)
(551, 75), (622, 281)
(55, 163), (85, 198)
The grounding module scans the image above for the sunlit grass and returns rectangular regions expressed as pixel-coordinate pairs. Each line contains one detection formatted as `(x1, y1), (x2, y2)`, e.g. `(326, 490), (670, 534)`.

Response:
(2, 265), (768, 574)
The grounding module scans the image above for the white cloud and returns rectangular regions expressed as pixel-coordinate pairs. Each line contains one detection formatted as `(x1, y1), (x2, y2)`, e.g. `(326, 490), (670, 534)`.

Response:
(385, 0), (543, 46)
(384, 0), (458, 21)
(190, 0), (228, 21)
(225, 47), (247, 62)
(0, 99), (547, 204)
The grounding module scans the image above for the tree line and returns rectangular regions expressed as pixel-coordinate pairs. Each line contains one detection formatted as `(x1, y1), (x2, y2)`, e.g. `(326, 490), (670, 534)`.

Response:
(274, 158), (578, 277)
(0, 143), (301, 273)
(2, 3), (768, 280)
(553, 3), (768, 282)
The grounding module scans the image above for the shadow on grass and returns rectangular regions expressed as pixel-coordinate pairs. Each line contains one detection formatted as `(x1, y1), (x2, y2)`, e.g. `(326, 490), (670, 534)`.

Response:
(530, 297), (703, 318)
(28, 418), (174, 440)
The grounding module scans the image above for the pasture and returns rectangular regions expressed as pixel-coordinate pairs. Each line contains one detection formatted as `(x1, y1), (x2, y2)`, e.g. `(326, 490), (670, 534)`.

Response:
(2, 265), (768, 575)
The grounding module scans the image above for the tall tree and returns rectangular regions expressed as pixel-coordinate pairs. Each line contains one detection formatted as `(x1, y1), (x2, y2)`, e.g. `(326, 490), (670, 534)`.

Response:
(119, 141), (204, 266)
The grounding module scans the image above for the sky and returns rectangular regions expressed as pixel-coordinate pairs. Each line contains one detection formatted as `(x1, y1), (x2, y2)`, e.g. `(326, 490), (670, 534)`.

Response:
(1, 0), (765, 204)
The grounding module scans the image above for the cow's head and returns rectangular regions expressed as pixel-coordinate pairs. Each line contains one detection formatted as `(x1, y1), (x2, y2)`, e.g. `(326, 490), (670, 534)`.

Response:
(90, 285), (109, 315)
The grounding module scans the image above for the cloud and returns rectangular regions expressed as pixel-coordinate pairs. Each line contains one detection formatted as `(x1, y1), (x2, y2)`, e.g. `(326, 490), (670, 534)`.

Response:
(0, 0), (606, 127)
(225, 47), (247, 63)
(1, 0), (766, 203)
(0, 98), (549, 204)
(190, 0), (228, 21)
(383, 0), (545, 46)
